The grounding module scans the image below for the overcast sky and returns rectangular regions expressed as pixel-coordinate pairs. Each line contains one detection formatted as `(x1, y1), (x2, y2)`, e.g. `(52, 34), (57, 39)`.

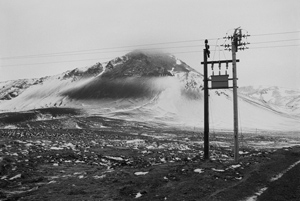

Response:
(0, 0), (299, 89)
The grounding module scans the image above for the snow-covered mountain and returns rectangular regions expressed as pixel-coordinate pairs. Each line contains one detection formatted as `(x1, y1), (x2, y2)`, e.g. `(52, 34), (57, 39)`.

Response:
(0, 50), (299, 132)
(238, 86), (300, 118)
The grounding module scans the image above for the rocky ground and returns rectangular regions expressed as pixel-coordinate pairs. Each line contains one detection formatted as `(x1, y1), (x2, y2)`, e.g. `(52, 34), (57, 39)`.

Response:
(0, 116), (299, 201)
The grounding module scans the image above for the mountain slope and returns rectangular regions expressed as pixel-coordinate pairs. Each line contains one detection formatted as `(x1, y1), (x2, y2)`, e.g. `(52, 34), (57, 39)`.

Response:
(239, 86), (300, 118)
(0, 51), (299, 132)
(102, 50), (195, 78)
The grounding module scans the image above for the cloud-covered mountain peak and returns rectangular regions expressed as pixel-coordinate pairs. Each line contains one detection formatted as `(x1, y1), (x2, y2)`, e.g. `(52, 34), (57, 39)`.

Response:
(102, 50), (196, 78)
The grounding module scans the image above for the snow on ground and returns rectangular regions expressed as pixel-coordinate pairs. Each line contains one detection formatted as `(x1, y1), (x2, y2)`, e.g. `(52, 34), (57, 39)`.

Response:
(0, 69), (299, 132)
(0, 76), (93, 111)
(194, 168), (204, 173)
(134, 172), (149, 176)
(239, 86), (300, 117)
(176, 59), (182, 65)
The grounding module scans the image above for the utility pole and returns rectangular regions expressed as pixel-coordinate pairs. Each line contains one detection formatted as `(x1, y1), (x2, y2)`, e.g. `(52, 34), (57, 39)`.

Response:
(201, 28), (249, 162)
(223, 27), (250, 162)
(201, 40), (238, 160)
(203, 39), (210, 160)
(232, 29), (239, 162)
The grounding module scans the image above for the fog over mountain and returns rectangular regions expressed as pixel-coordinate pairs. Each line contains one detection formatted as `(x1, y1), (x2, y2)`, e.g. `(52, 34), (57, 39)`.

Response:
(0, 51), (299, 132)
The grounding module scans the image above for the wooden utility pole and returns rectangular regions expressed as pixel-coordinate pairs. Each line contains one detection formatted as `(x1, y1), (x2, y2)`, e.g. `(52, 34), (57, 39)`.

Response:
(203, 39), (209, 160)
(201, 40), (238, 160)
(223, 27), (249, 162)
(201, 29), (248, 161)
(232, 29), (239, 162)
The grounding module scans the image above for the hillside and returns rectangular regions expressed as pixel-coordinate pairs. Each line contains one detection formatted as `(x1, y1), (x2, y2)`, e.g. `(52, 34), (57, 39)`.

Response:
(0, 51), (299, 132)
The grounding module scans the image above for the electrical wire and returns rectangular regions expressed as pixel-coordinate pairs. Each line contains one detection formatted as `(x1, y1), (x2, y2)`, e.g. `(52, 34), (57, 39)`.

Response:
(1, 30), (299, 60)
(3, 36), (297, 60)
(1, 49), (228, 67)
(208, 91), (215, 136)
(1, 30), (300, 68)
(1, 44), (216, 60)
(249, 44), (300, 49)
(1, 49), (227, 67)
(211, 38), (220, 61)
(251, 38), (300, 44)
(237, 99), (245, 147)
(1, 43), (299, 67)
(0, 57), (113, 67)
(251, 30), (300, 37)
(0, 38), (219, 60)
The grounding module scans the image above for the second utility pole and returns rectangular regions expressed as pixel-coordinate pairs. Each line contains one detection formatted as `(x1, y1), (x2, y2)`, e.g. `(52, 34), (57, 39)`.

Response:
(232, 29), (239, 162)
(203, 39), (210, 160)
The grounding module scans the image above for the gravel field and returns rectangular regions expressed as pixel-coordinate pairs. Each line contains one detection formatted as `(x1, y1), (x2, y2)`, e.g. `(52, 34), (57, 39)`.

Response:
(0, 116), (299, 201)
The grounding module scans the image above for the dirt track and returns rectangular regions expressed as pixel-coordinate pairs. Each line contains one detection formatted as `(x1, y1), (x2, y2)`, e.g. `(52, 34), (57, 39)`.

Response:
(258, 157), (300, 201)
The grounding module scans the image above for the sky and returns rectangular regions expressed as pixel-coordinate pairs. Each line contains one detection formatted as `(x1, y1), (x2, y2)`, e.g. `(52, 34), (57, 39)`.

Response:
(0, 0), (299, 89)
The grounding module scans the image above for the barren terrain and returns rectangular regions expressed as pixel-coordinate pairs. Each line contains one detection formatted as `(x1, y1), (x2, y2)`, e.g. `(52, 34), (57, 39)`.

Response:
(0, 114), (299, 201)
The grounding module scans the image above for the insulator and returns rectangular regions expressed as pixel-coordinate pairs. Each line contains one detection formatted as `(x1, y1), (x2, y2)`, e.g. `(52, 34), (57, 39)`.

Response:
(211, 63), (214, 70)
(226, 62), (228, 69)
(225, 70), (228, 75)
(218, 62), (221, 69)
(219, 70), (221, 75)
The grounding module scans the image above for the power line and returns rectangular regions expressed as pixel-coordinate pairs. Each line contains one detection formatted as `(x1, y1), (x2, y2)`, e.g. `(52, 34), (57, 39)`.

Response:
(249, 44), (300, 49)
(251, 30), (300, 37)
(0, 49), (223, 67)
(0, 50), (206, 67)
(0, 38), (219, 60)
(251, 38), (300, 44)
(167, 44), (300, 54)
(0, 57), (113, 67)
(1, 30), (299, 60)
(0, 44), (213, 60)
(1, 30), (300, 68)
(1, 44), (299, 68)
(2, 37), (299, 61)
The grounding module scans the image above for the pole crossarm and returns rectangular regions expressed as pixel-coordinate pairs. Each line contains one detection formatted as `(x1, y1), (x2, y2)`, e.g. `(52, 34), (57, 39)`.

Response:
(201, 59), (239, 65)
(207, 78), (238, 81)
(208, 87), (234, 89)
